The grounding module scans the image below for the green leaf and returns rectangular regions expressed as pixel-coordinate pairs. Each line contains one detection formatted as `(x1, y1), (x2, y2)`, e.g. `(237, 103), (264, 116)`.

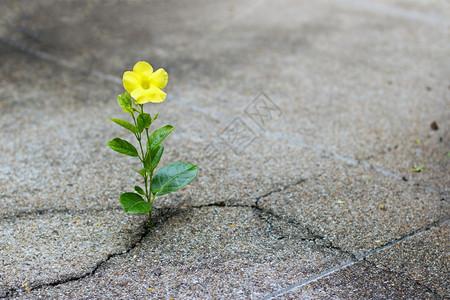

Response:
(151, 145), (164, 171)
(132, 168), (147, 177)
(108, 118), (137, 134)
(151, 162), (198, 196)
(143, 153), (151, 170)
(143, 145), (164, 172)
(117, 93), (134, 114)
(107, 138), (138, 157)
(120, 192), (151, 214)
(147, 125), (174, 150)
(134, 186), (145, 195)
(137, 113), (152, 133)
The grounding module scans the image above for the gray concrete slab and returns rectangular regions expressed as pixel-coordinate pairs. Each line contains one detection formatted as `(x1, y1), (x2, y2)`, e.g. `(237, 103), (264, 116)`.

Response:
(4, 0), (448, 193)
(271, 261), (439, 299)
(367, 221), (449, 298)
(13, 207), (351, 299)
(0, 208), (147, 297)
(258, 162), (447, 257)
(0, 47), (320, 214)
(1, 0), (449, 298)
(367, 128), (450, 195)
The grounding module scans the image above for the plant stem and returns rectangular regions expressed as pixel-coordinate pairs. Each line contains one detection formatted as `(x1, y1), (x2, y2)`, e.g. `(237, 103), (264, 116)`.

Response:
(133, 104), (156, 228)
(137, 104), (153, 228)
(143, 175), (149, 200)
(148, 194), (157, 228)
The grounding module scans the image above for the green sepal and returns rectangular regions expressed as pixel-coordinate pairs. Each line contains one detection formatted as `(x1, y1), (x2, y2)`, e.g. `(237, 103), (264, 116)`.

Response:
(117, 93), (134, 114)
(147, 125), (174, 150)
(152, 113), (159, 122)
(134, 186), (145, 195)
(106, 138), (138, 157)
(119, 192), (151, 214)
(151, 162), (198, 196)
(137, 113), (152, 133)
(108, 118), (137, 134)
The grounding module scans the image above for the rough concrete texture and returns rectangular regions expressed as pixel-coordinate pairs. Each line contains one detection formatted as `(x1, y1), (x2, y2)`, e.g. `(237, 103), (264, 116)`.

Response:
(258, 162), (447, 256)
(0, 209), (147, 296)
(1, 0), (449, 299)
(272, 262), (439, 299)
(16, 207), (351, 299)
(367, 221), (450, 297)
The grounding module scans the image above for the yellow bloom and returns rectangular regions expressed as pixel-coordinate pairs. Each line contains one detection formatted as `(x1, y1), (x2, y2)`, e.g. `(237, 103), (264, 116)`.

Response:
(122, 61), (168, 104)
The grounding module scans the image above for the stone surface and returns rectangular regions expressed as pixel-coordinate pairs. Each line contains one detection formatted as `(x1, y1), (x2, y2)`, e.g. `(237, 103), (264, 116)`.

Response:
(272, 261), (438, 299)
(14, 207), (350, 299)
(367, 221), (450, 298)
(0, 0), (449, 298)
(258, 163), (448, 256)
(0, 208), (147, 297)
(367, 128), (450, 195)
(0, 47), (328, 213)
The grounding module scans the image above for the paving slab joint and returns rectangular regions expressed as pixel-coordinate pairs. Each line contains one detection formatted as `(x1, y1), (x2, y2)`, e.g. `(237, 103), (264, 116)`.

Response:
(262, 217), (449, 299)
(360, 257), (444, 299)
(360, 218), (450, 300)
(356, 216), (449, 262)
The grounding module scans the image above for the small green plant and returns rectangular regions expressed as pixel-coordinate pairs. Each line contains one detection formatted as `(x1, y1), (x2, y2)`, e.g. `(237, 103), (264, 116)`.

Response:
(107, 61), (198, 227)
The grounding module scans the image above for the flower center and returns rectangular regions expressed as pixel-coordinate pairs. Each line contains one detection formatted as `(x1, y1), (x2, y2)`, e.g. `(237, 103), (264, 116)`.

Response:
(141, 78), (150, 89)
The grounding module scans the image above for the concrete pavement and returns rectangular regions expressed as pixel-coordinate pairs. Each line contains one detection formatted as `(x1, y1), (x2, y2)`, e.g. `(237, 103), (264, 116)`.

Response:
(0, 0), (448, 298)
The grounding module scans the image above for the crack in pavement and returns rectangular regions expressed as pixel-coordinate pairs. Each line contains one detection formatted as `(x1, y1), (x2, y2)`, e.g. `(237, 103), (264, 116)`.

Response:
(1, 179), (313, 298)
(3, 203), (340, 298)
(3, 178), (447, 298)
(188, 191), (448, 298)
(251, 182), (449, 298)
(1, 36), (447, 298)
(190, 201), (447, 298)
(3, 225), (150, 298)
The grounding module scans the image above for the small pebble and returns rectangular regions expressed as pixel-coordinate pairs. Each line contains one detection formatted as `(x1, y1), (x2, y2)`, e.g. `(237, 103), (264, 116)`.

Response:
(430, 121), (439, 131)
(153, 268), (162, 276)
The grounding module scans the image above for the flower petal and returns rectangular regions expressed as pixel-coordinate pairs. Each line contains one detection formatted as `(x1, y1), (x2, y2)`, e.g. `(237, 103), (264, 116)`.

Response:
(133, 61), (153, 79)
(131, 86), (167, 104)
(122, 71), (141, 94)
(149, 68), (168, 89)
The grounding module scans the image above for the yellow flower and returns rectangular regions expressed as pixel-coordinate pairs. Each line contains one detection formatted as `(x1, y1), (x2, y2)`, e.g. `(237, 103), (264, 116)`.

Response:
(122, 61), (168, 104)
